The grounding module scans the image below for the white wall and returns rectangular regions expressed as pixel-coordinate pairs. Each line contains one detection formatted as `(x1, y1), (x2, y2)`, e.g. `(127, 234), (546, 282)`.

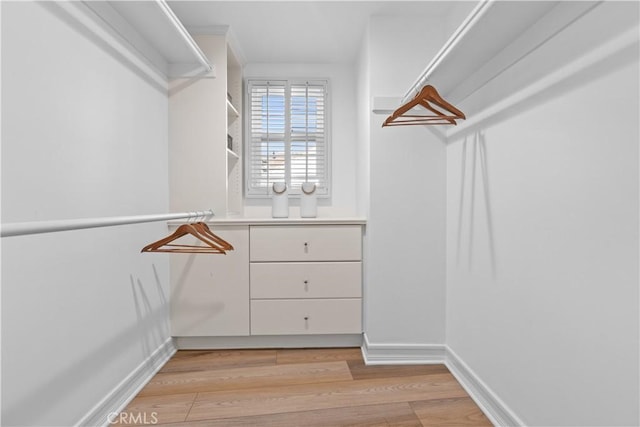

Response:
(2, 2), (171, 425)
(170, 34), (229, 215)
(446, 3), (639, 426)
(361, 14), (448, 346)
(356, 27), (371, 219)
(243, 62), (358, 218)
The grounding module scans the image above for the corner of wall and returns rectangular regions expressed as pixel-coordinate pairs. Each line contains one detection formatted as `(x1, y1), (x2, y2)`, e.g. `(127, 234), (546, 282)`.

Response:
(361, 333), (446, 365)
(359, 336), (525, 426)
(445, 346), (525, 427)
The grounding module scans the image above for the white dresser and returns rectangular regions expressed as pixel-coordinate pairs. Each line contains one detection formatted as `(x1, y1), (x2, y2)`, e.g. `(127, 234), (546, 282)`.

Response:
(249, 225), (362, 335)
(170, 218), (365, 348)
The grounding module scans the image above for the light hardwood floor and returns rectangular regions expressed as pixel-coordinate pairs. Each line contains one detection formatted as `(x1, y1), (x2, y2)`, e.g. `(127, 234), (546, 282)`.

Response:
(115, 348), (492, 426)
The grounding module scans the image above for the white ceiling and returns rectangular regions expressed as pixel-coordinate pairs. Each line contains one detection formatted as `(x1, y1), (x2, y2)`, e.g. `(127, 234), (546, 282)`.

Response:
(168, 1), (466, 64)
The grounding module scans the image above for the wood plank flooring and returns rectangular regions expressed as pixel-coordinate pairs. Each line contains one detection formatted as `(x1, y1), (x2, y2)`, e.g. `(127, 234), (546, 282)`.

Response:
(115, 348), (492, 426)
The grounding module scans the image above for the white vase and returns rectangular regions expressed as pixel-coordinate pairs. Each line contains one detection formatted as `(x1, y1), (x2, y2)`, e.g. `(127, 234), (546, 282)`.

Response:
(271, 182), (289, 218)
(300, 182), (317, 218)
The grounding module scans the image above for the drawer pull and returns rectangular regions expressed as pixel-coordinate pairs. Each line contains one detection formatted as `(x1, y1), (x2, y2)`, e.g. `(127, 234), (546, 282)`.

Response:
(304, 316), (309, 320)
(304, 242), (309, 253)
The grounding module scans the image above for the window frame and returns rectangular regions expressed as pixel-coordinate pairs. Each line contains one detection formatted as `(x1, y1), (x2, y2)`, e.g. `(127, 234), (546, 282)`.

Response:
(244, 78), (331, 199)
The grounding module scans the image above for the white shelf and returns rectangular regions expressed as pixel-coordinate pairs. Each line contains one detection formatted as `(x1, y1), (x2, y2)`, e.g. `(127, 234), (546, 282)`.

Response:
(402, 1), (599, 106)
(84, 1), (214, 78)
(227, 99), (240, 120)
(376, 0), (633, 141)
(227, 148), (240, 161)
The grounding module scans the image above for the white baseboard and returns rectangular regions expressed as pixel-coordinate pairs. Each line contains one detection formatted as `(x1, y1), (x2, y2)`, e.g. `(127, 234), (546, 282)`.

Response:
(361, 333), (446, 365)
(75, 337), (177, 427)
(360, 335), (523, 426)
(445, 347), (525, 427)
(175, 334), (363, 349)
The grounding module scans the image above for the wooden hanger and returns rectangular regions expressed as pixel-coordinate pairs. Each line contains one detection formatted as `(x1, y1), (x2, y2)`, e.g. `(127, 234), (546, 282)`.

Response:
(192, 222), (234, 251)
(141, 223), (230, 254)
(383, 85), (465, 127)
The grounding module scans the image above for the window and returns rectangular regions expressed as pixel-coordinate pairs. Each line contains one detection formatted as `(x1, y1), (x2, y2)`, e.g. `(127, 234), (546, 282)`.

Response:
(246, 79), (329, 197)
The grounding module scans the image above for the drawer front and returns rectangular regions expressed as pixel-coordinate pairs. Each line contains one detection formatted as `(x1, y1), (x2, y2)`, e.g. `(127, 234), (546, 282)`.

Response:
(251, 299), (362, 335)
(250, 262), (361, 299)
(250, 225), (362, 262)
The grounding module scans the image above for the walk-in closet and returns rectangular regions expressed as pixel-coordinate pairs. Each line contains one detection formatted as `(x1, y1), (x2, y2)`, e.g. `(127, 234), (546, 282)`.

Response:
(2, 1), (638, 426)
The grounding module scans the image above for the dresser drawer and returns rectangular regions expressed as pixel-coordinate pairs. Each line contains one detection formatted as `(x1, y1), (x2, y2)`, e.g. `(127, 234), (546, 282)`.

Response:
(251, 299), (362, 335)
(250, 262), (361, 299)
(250, 225), (362, 262)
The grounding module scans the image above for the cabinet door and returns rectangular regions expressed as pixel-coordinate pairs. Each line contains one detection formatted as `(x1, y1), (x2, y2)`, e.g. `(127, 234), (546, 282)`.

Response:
(170, 225), (249, 336)
(250, 262), (361, 299)
(250, 225), (362, 262)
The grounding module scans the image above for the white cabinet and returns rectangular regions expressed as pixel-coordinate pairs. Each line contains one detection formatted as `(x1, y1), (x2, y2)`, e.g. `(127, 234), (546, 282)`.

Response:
(170, 225), (249, 336)
(170, 222), (364, 341)
(249, 224), (363, 336)
(169, 32), (243, 216)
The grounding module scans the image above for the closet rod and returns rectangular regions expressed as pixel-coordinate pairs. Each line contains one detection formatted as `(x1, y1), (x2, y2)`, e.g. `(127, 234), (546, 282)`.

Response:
(0, 210), (214, 238)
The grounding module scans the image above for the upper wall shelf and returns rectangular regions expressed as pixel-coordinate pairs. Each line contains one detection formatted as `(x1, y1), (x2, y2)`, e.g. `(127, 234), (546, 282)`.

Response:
(83, 0), (214, 79)
(375, 0), (640, 140)
(402, 0), (601, 106)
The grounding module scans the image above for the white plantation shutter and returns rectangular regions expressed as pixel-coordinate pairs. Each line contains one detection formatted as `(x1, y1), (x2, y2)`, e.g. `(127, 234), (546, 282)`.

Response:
(290, 82), (327, 190)
(248, 81), (286, 192)
(247, 79), (329, 196)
